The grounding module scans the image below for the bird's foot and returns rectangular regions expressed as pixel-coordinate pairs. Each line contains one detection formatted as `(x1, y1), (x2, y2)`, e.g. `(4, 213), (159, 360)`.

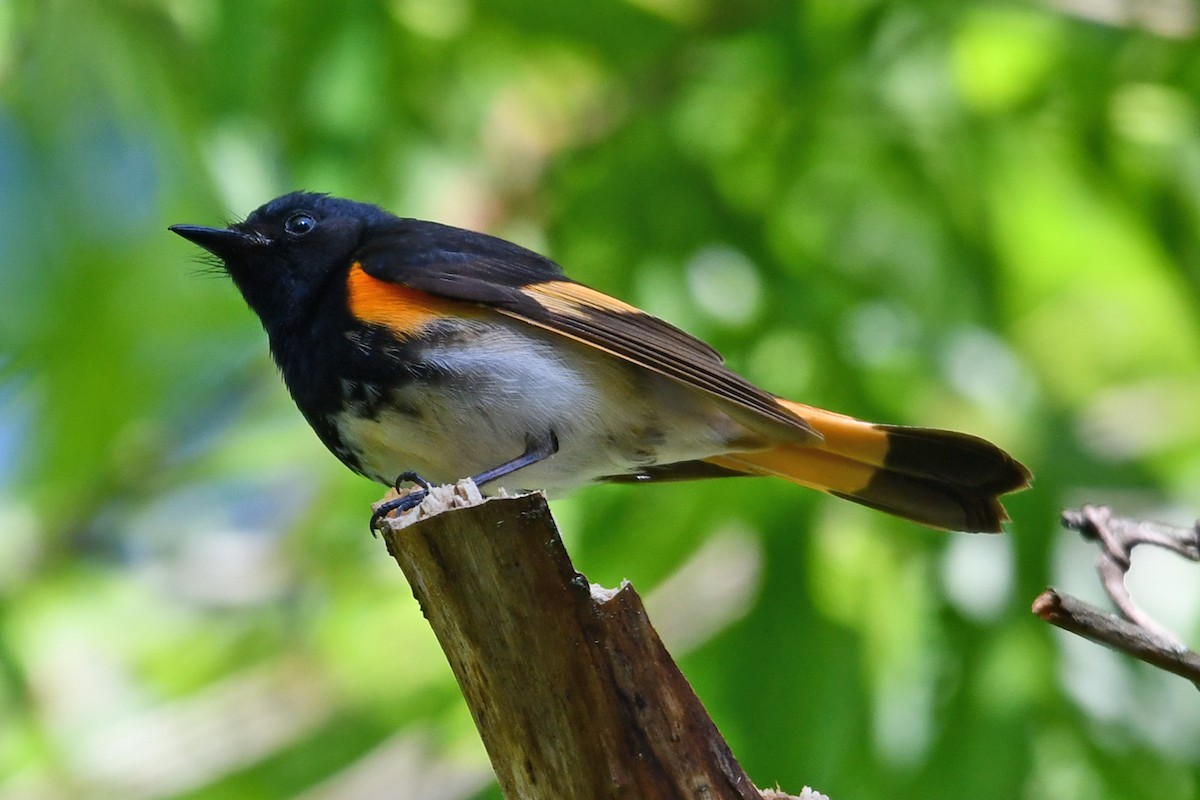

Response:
(369, 471), (433, 535)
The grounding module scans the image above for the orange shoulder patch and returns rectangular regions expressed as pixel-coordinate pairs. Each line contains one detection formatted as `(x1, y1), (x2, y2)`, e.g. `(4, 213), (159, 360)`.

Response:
(346, 262), (473, 338)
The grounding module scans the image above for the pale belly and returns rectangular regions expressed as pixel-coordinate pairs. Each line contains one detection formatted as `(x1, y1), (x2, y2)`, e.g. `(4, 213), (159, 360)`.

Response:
(328, 321), (754, 494)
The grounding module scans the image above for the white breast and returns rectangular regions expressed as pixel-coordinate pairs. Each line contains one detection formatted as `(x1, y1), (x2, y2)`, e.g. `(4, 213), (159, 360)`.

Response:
(331, 318), (752, 494)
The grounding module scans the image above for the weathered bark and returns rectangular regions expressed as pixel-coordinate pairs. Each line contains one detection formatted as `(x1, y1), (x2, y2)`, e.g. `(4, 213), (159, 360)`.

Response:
(378, 482), (821, 800)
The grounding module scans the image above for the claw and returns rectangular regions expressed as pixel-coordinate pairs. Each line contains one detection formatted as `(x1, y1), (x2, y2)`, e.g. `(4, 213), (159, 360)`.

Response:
(369, 433), (559, 535)
(369, 471), (434, 535)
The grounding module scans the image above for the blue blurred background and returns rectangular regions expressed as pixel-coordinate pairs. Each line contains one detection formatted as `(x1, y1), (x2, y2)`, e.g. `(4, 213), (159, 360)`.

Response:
(2, 1), (1199, 798)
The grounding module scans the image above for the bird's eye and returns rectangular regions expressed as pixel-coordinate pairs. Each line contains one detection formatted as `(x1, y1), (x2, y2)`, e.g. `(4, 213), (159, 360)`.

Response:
(284, 212), (316, 237)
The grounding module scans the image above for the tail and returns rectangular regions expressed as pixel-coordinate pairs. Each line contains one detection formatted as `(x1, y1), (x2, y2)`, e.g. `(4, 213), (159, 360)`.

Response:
(707, 400), (1031, 533)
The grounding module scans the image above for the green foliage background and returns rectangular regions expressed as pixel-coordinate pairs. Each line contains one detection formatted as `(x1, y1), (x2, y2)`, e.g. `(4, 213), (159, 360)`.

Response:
(3, 1), (1200, 798)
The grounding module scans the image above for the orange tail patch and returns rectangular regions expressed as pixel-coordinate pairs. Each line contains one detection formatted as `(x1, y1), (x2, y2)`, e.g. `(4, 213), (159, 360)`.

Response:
(708, 400), (1031, 533)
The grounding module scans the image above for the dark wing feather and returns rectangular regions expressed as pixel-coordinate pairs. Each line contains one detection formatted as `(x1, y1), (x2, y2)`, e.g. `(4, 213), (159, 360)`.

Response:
(355, 221), (817, 439)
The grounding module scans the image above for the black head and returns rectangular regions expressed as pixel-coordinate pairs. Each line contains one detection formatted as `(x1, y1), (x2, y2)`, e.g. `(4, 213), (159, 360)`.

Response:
(171, 192), (394, 334)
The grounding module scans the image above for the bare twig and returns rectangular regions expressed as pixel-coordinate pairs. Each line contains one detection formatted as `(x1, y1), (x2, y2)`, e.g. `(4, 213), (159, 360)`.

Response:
(1061, 504), (1200, 648)
(1032, 588), (1200, 686)
(1035, 505), (1200, 690)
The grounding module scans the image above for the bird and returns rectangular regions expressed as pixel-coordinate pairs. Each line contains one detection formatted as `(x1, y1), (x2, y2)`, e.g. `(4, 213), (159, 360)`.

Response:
(171, 192), (1030, 533)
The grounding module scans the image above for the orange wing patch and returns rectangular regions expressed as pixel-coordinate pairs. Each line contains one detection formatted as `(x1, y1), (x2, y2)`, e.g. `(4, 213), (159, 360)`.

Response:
(521, 280), (643, 319)
(346, 262), (474, 338)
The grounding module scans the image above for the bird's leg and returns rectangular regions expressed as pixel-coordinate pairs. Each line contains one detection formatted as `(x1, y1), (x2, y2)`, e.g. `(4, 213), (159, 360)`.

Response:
(469, 431), (559, 486)
(369, 432), (559, 533)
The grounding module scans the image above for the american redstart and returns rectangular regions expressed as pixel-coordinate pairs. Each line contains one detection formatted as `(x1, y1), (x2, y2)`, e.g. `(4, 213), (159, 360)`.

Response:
(171, 192), (1030, 532)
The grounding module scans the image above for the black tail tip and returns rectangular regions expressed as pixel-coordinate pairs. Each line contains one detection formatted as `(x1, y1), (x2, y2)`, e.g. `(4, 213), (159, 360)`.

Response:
(841, 427), (1031, 532)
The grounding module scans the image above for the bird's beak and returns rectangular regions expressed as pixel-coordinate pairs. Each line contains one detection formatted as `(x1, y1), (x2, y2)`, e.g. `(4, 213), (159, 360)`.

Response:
(169, 224), (263, 259)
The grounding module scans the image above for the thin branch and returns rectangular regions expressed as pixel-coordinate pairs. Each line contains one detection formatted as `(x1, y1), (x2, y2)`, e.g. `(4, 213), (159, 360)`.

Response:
(1061, 504), (1200, 648)
(1035, 505), (1200, 690)
(1032, 588), (1200, 687)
